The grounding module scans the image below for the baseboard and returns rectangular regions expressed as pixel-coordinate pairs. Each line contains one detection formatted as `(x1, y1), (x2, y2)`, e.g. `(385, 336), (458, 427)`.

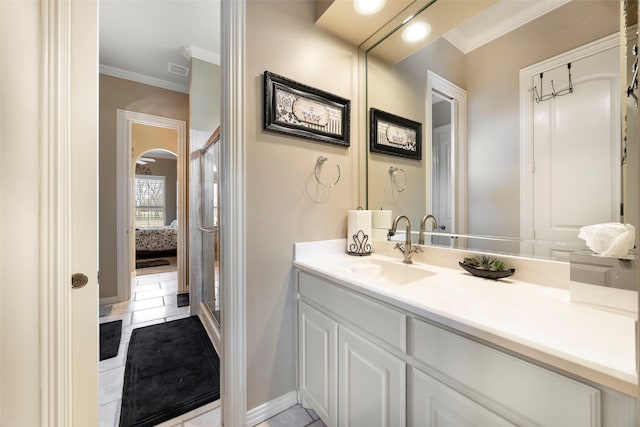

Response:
(99, 296), (119, 306)
(245, 390), (298, 427)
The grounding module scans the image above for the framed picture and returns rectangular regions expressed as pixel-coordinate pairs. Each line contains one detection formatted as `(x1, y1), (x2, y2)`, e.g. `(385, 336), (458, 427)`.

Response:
(264, 71), (350, 147)
(370, 108), (422, 160)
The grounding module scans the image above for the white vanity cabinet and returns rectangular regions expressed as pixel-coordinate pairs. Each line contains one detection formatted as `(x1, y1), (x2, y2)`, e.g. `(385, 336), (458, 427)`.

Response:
(298, 270), (406, 427)
(299, 301), (338, 426)
(297, 269), (632, 427)
(338, 325), (406, 427)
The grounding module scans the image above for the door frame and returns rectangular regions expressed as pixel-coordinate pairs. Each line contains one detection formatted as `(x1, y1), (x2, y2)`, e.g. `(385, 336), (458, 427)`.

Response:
(40, 0), (99, 423)
(220, 0), (248, 423)
(426, 70), (468, 235)
(41, 0), (248, 423)
(116, 110), (187, 302)
(519, 33), (620, 243)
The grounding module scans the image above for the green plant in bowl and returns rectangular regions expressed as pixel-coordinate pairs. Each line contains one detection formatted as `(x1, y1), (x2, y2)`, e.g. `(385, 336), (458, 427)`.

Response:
(460, 256), (514, 279)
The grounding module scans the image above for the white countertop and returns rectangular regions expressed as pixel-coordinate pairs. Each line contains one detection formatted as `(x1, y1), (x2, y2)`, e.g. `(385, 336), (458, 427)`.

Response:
(294, 240), (638, 397)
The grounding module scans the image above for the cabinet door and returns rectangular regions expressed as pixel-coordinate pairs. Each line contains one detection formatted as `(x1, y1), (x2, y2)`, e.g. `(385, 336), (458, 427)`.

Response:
(338, 326), (405, 427)
(409, 366), (516, 427)
(299, 302), (338, 426)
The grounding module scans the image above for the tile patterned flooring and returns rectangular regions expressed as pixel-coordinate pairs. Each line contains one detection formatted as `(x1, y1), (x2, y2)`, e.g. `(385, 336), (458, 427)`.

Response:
(99, 268), (326, 427)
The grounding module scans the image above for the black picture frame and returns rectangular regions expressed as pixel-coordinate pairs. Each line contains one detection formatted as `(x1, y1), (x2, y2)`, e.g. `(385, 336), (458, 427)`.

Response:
(263, 71), (350, 147)
(370, 108), (422, 160)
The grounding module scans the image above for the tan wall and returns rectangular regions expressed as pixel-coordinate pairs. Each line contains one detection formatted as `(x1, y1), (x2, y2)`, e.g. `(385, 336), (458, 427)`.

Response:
(432, 101), (451, 128)
(99, 75), (188, 299)
(464, 0), (619, 238)
(132, 123), (178, 159)
(0, 1), (42, 423)
(246, 0), (359, 409)
(190, 59), (221, 133)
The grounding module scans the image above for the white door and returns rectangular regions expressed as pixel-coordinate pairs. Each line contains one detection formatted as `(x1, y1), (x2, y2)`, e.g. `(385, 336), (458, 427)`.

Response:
(533, 46), (620, 258)
(338, 326), (405, 427)
(71, 0), (99, 423)
(432, 124), (453, 246)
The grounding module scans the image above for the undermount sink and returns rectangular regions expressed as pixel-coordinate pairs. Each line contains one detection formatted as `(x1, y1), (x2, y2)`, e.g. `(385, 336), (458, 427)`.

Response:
(339, 257), (436, 286)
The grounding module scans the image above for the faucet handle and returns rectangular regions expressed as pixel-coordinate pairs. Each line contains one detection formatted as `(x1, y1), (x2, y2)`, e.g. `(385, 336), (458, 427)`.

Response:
(393, 242), (404, 252)
(408, 244), (423, 257)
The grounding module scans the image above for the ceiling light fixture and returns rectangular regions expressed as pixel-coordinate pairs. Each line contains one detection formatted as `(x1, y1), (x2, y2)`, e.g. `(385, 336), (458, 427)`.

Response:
(402, 22), (431, 43)
(354, 0), (386, 15)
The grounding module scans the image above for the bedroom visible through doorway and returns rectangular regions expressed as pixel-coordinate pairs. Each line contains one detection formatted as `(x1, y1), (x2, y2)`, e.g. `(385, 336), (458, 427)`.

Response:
(115, 110), (187, 303)
(134, 147), (178, 276)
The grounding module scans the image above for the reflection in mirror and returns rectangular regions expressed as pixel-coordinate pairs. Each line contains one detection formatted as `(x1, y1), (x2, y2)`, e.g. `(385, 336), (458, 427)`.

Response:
(366, 0), (630, 260)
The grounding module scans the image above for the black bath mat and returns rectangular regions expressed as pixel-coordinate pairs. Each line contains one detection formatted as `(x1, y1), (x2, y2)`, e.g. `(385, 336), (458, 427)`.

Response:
(135, 259), (170, 269)
(177, 293), (189, 307)
(100, 320), (122, 361)
(119, 316), (219, 427)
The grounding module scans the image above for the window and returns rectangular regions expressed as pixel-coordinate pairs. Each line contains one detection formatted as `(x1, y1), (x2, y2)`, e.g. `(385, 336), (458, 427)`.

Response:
(134, 175), (166, 227)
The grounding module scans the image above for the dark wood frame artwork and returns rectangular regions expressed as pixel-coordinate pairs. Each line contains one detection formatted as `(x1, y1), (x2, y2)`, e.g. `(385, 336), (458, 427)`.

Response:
(263, 71), (350, 147)
(370, 108), (422, 160)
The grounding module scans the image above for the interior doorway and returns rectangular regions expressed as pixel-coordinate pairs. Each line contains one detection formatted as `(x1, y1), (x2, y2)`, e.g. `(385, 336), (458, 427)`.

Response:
(426, 71), (468, 241)
(116, 110), (187, 302)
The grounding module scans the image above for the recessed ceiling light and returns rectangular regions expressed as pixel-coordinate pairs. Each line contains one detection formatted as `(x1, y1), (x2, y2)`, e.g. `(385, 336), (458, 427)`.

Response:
(354, 0), (386, 15)
(402, 22), (431, 43)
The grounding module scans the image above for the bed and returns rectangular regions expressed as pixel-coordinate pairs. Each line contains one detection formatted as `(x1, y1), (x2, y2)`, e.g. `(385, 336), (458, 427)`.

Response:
(135, 225), (178, 258)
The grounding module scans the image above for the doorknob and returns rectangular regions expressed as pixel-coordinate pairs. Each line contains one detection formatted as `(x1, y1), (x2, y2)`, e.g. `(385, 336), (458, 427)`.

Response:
(71, 273), (89, 289)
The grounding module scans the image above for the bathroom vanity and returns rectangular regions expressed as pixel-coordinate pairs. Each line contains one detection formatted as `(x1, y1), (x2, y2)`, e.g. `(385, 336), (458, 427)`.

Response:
(294, 240), (637, 427)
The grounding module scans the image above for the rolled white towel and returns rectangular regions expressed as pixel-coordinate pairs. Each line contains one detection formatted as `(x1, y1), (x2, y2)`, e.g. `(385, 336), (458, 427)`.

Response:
(578, 222), (635, 257)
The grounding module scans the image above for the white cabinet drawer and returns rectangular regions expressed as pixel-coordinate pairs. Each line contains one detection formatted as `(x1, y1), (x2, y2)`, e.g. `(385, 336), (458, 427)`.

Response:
(299, 271), (406, 352)
(408, 317), (601, 427)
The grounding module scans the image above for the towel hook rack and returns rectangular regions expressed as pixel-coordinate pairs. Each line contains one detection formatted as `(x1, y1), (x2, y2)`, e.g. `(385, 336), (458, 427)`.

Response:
(315, 156), (341, 188)
(534, 63), (573, 103)
(388, 166), (407, 192)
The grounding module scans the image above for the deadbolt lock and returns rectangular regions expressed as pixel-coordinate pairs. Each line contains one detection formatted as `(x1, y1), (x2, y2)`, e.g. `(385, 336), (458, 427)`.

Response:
(71, 273), (89, 289)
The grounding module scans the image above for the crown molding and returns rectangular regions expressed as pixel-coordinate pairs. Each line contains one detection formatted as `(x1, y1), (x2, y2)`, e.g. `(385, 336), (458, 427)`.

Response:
(99, 64), (189, 94)
(182, 44), (221, 65)
(444, 0), (570, 54)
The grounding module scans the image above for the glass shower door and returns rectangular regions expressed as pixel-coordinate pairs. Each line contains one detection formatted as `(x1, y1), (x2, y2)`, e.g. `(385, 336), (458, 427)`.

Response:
(200, 129), (221, 325)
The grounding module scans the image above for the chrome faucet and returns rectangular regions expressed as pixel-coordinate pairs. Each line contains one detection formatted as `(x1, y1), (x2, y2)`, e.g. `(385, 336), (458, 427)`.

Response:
(387, 215), (422, 264)
(419, 215), (438, 245)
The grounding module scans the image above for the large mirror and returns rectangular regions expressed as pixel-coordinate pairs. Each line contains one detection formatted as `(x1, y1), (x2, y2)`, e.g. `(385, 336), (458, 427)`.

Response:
(366, 0), (637, 260)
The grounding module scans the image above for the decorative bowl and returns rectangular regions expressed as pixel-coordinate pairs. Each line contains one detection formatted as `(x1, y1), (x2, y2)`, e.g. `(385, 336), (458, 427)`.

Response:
(458, 262), (515, 280)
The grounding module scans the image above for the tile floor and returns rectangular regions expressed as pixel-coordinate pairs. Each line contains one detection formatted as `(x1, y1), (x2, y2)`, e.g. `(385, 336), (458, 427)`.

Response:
(99, 267), (326, 427)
